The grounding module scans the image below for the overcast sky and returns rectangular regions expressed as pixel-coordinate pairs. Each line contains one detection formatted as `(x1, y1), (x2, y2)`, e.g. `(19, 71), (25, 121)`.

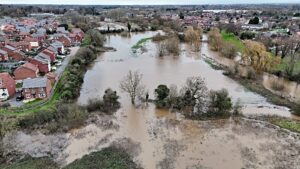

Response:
(1, 0), (299, 5)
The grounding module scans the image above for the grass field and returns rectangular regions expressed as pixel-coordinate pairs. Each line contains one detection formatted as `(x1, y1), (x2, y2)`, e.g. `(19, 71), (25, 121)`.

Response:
(64, 147), (139, 169)
(275, 56), (300, 75)
(221, 31), (245, 52)
(2, 147), (139, 169)
(1, 157), (58, 169)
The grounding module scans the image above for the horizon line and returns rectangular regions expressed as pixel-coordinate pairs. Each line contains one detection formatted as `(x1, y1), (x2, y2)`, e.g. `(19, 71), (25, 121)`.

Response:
(1, 3), (300, 6)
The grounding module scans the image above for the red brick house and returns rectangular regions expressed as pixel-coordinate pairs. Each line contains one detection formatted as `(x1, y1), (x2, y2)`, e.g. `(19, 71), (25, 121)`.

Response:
(71, 28), (85, 38)
(46, 72), (57, 83)
(29, 54), (51, 73)
(53, 34), (72, 47)
(9, 41), (32, 52)
(41, 49), (56, 63)
(14, 62), (39, 81)
(1, 45), (25, 61)
(22, 77), (52, 100)
(0, 73), (16, 101)
(69, 33), (82, 45)
(0, 49), (8, 61)
(24, 37), (40, 49)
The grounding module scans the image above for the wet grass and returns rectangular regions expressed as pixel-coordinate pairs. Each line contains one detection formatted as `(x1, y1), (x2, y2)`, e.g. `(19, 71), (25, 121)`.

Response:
(131, 37), (152, 50)
(64, 147), (140, 169)
(221, 31), (245, 52)
(272, 119), (300, 133)
(2, 147), (139, 169)
(275, 56), (300, 75)
(1, 157), (58, 169)
(203, 57), (224, 70)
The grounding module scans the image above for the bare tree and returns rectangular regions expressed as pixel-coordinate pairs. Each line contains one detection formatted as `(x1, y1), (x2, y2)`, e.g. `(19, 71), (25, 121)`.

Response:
(120, 70), (145, 105)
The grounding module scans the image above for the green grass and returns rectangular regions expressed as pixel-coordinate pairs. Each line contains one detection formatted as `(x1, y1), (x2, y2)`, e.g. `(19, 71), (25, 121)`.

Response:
(64, 147), (139, 169)
(271, 119), (300, 133)
(16, 83), (22, 88)
(221, 31), (245, 52)
(2, 147), (139, 169)
(1, 157), (58, 169)
(131, 37), (152, 50)
(275, 56), (300, 75)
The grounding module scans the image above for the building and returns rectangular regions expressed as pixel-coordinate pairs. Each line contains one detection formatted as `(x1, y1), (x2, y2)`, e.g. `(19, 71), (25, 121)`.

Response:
(0, 72), (16, 101)
(14, 62), (39, 81)
(29, 54), (51, 73)
(0, 49), (8, 61)
(22, 77), (52, 100)
(41, 48), (56, 63)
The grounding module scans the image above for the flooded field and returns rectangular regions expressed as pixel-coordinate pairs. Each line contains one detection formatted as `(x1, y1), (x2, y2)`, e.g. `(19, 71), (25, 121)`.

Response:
(4, 32), (300, 169)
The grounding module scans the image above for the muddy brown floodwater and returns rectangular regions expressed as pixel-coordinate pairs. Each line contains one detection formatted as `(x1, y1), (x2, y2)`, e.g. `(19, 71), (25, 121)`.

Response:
(4, 32), (300, 169)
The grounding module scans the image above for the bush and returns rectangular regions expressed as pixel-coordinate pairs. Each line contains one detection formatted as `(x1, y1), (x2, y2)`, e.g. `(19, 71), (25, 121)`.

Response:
(207, 89), (232, 116)
(154, 85), (170, 108)
(220, 43), (237, 59)
(246, 67), (257, 80)
(86, 88), (120, 114)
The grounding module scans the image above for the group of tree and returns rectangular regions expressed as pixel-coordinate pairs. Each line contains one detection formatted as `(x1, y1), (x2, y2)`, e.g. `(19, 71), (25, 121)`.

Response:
(153, 76), (235, 118)
(156, 34), (181, 57)
(86, 88), (120, 113)
(119, 71), (236, 118)
(184, 26), (203, 51)
(242, 40), (281, 72)
(208, 28), (238, 59)
(248, 16), (260, 24)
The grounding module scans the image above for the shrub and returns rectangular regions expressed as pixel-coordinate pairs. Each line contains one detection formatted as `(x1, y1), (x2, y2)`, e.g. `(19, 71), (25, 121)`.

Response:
(207, 89), (232, 116)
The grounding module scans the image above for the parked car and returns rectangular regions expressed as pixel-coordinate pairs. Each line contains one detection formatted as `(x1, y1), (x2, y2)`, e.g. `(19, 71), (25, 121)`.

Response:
(51, 66), (57, 71)
(16, 95), (24, 101)
(56, 55), (66, 59)
(55, 60), (62, 66)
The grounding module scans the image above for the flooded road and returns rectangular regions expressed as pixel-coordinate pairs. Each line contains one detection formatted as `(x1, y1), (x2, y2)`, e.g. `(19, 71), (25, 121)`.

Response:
(4, 32), (300, 169)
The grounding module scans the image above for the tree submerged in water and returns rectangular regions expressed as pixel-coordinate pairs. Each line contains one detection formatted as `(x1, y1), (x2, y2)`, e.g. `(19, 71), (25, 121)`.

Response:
(153, 76), (234, 119)
(120, 70), (145, 105)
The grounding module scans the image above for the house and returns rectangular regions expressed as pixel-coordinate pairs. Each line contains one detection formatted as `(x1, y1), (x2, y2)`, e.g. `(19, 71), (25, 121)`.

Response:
(9, 41), (32, 52)
(41, 49), (56, 63)
(1, 45), (25, 61)
(69, 33), (82, 45)
(53, 34), (72, 47)
(46, 72), (57, 83)
(71, 28), (84, 37)
(51, 41), (65, 54)
(0, 49), (8, 61)
(22, 77), (52, 100)
(24, 37), (39, 49)
(29, 54), (51, 73)
(14, 62), (39, 81)
(56, 27), (69, 34)
(0, 73), (16, 101)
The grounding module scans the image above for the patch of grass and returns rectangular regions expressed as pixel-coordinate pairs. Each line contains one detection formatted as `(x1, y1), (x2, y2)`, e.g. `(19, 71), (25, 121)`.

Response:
(221, 31), (245, 52)
(203, 57), (224, 70)
(275, 56), (300, 75)
(2, 157), (58, 169)
(16, 83), (22, 88)
(131, 37), (152, 50)
(64, 147), (140, 169)
(272, 119), (300, 133)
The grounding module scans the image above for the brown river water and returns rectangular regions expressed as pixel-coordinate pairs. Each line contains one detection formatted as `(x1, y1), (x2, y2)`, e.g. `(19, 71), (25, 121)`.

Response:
(3, 32), (300, 169)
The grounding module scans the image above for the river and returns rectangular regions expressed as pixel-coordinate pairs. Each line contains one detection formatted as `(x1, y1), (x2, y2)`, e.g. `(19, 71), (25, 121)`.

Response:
(4, 31), (300, 169)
